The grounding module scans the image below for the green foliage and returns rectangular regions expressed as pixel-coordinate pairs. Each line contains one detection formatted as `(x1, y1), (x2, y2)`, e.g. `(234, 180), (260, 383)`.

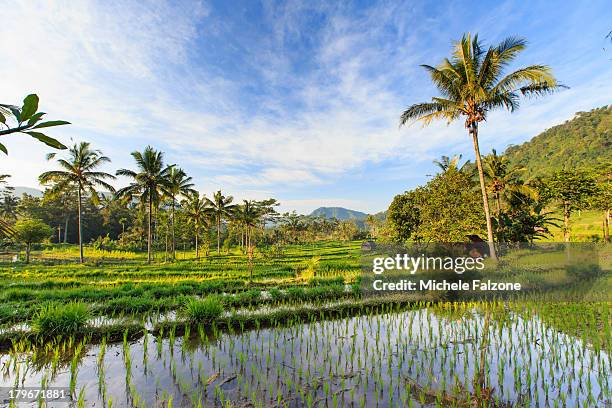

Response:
(387, 168), (485, 242)
(400, 34), (560, 127)
(14, 218), (52, 245)
(32, 302), (90, 336)
(387, 191), (421, 241)
(182, 296), (224, 323)
(505, 105), (611, 178)
(542, 170), (597, 212)
(0, 94), (69, 154)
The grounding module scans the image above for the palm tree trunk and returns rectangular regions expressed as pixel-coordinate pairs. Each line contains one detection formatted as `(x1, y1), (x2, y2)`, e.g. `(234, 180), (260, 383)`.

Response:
(171, 197), (176, 260)
(77, 188), (84, 263)
(64, 216), (69, 243)
(563, 202), (570, 242)
(217, 215), (221, 254)
(164, 223), (168, 262)
(195, 230), (199, 259)
(495, 193), (502, 217)
(148, 198), (152, 263)
(471, 124), (497, 260)
(604, 209), (610, 242)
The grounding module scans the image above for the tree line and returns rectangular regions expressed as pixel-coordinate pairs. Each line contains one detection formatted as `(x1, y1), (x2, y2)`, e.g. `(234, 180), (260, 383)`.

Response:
(383, 153), (610, 244)
(0, 143), (365, 263)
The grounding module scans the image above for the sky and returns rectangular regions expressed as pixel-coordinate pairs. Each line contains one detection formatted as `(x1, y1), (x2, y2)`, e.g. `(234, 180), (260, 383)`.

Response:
(0, 0), (611, 214)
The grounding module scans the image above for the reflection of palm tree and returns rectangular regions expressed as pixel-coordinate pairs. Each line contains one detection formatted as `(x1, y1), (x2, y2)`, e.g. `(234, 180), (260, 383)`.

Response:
(400, 34), (562, 259)
(39, 142), (116, 263)
(116, 146), (172, 263)
(205, 190), (237, 254)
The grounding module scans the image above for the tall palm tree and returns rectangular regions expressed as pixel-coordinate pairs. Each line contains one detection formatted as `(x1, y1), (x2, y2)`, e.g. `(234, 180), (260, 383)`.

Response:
(235, 200), (265, 280)
(182, 191), (210, 259)
(39, 142), (116, 263)
(166, 167), (195, 260)
(205, 190), (237, 254)
(400, 33), (562, 259)
(235, 200), (265, 251)
(115, 146), (172, 263)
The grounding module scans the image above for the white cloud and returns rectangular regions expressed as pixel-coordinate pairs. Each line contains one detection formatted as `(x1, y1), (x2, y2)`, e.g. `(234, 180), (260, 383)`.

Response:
(0, 0), (610, 216)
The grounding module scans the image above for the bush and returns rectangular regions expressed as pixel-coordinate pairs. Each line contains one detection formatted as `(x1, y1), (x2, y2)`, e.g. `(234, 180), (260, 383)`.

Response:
(182, 297), (224, 323)
(32, 302), (90, 336)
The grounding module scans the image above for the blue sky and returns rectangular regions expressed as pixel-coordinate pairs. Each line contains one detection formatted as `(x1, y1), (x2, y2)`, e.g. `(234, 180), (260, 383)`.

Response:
(1, 0), (611, 214)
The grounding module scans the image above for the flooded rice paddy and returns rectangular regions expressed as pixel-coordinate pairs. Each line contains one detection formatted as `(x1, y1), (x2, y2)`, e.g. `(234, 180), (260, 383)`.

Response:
(1, 304), (609, 407)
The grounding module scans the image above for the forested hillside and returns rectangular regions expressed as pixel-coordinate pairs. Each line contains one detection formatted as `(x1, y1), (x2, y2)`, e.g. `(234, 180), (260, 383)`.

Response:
(310, 207), (367, 221)
(504, 105), (611, 178)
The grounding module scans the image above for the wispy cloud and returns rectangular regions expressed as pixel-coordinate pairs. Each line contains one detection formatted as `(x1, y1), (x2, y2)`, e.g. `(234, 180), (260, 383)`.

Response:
(0, 0), (610, 213)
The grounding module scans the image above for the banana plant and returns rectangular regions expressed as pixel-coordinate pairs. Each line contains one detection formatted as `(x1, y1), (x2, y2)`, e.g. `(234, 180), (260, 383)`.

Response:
(0, 93), (69, 154)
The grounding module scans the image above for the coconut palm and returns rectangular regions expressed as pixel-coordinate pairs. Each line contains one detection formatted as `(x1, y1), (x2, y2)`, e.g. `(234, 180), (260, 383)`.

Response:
(39, 142), (116, 262)
(166, 167), (195, 260)
(235, 200), (265, 251)
(205, 190), (237, 254)
(483, 149), (535, 217)
(115, 146), (172, 263)
(182, 191), (211, 259)
(400, 33), (562, 259)
(235, 200), (266, 279)
(433, 154), (469, 173)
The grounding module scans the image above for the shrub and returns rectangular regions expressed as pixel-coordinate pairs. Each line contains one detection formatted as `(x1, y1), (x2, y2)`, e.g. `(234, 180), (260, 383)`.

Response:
(182, 297), (224, 323)
(32, 302), (90, 336)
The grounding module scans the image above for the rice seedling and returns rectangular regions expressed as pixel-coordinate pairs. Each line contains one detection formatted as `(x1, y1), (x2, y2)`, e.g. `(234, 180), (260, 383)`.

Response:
(182, 296), (224, 323)
(31, 302), (91, 338)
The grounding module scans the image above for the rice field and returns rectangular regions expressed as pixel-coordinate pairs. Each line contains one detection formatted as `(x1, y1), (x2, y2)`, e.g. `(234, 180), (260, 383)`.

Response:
(0, 241), (610, 407)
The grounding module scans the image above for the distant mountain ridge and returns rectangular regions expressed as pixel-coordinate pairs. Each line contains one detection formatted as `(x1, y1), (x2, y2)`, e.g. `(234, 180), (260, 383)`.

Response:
(11, 186), (43, 197)
(310, 207), (368, 221)
(504, 105), (611, 177)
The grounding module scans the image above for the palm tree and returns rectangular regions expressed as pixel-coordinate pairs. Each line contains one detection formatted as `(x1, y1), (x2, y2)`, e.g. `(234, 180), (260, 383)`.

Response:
(235, 200), (265, 280)
(400, 33), (562, 259)
(116, 146), (172, 263)
(166, 167), (195, 260)
(205, 190), (237, 254)
(39, 142), (116, 263)
(482, 149), (534, 217)
(182, 191), (210, 259)
(235, 200), (265, 250)
(433, 154), (469, 173)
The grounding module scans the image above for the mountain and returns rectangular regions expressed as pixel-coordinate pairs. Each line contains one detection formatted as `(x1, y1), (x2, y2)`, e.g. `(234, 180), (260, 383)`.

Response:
(504, 105), (611, 178)
(310, 207), (368, 221)
(11, 186), (43, 197)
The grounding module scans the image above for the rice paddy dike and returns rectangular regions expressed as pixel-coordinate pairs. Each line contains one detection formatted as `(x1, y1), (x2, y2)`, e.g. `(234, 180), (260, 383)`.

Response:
(0, 241), (610, 407)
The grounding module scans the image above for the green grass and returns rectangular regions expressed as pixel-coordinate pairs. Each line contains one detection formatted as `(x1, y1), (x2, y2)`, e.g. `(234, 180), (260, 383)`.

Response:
(32, 302), (91, 336)
(181, 296), (224, 323)
(545, 209), (608, 242)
